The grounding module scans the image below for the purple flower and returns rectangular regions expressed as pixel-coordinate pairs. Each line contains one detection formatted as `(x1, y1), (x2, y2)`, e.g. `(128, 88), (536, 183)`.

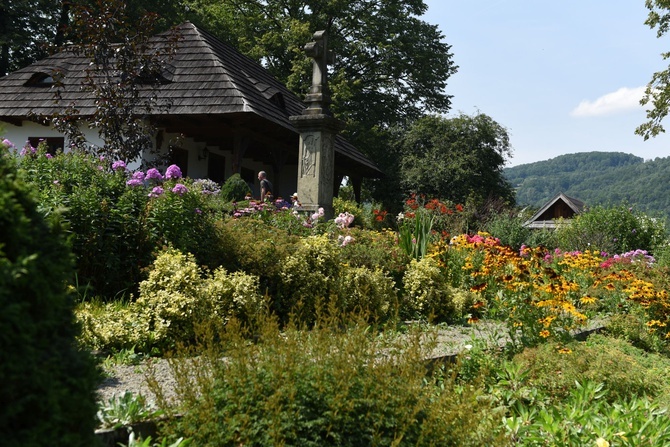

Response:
(148, 186), (164, 198)
(195, 208), (202, 214)
(112, 160), (127, 171)
(45, 153), (53, 159)
(1, 139), (15, 149)
(145, 168), (163, 181)
(172, 183), (188, 195)
(132, 171), (146, 181)
(165, 164), (182, 179)
(126, 178), (143, 187)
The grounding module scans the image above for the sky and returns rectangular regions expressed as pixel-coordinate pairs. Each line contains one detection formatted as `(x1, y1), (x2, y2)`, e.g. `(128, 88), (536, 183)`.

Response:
(422, 0), (670, 167)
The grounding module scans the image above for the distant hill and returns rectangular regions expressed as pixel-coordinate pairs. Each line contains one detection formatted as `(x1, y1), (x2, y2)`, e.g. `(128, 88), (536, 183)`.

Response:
(503, 151), (670, 219)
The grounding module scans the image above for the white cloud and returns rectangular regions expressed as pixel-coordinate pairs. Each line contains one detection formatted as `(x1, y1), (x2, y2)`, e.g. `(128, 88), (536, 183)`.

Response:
(570, 86), (646, 117)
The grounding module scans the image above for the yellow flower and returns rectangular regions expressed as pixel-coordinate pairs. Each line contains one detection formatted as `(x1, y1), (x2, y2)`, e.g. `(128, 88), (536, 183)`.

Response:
(596, 437), (610, 447)
(580, 296), (597, 304)
(539, 330), (550, 338)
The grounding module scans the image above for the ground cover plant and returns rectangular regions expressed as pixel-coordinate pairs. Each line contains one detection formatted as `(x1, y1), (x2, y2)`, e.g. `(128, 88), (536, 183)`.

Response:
(8, 143), (670, 445)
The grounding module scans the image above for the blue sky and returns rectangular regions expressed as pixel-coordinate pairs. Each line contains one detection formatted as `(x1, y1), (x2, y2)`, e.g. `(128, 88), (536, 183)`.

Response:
(422, 0), (670, 167)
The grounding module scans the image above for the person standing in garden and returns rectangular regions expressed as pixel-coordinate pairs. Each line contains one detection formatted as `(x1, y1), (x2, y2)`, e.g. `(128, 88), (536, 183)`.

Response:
(258, 170), (273, 201)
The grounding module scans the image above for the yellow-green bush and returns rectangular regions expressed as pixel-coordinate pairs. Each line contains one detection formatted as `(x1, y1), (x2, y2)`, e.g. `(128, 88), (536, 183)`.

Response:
(77, 247), (263, 352)
(77, 301), (152, 352)
(136, 249), (203, 344)
(201, 267), (265, 323)
(279, 234), (342, 322)
(402, 257), (477, 322)
(336, 266), (398, 322)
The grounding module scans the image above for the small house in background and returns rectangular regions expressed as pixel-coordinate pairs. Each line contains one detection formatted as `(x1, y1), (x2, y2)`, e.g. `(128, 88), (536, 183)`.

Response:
(0, 22), (381, 200)
(523, 192), (585, 229)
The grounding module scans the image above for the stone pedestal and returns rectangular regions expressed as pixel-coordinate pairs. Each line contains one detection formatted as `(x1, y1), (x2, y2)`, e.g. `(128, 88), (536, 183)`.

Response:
(289, 114), (344, 220)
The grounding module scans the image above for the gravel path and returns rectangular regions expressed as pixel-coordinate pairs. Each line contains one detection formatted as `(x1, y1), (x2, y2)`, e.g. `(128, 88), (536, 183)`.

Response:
(96, 321), (511, 407)
(97, 319), (606, 408)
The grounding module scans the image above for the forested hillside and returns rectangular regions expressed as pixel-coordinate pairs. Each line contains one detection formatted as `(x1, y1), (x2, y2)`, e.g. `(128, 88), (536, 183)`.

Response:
(504, 151), (670, 218)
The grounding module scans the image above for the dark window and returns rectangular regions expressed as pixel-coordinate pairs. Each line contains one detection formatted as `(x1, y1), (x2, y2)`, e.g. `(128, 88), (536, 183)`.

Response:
(207, 153), (226, 183)
(25, 73), (55, 87)
(28, 137), (64, 155)
(170, 147), (189, 177)
(240, 167), (255, 185)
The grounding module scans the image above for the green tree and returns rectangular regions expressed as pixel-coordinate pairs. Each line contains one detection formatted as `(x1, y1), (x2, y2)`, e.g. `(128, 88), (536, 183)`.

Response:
(0, 0), (63, 76)
(637, 0), (670, 139)
(182, 0), (457, 152)
(395, 113), (515, 206)
(0, 142), (100, 446)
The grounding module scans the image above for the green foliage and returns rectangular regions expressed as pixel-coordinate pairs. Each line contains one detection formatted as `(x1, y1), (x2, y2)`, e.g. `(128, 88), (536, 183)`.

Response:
(0, 143), (100, 446)
(97, 391), (162, 429)
(336, 266), (398, 322)
(155, 313), (508, 446)
(398, 208), (434, 260)
(505, 380), (670, 446)
(483, 211), (531, 251)
(511, 334), (670, 404)
(604, 312), (669, 355)
(77, 247), (264, 352)
(279, 234), (343, 322)
(636, 0), (670, 140)
(402, 257), (477, 322)
(395, 113), (515, 205)
(554, 204), (666, 254)
(17, 149), (227, 299)
(338, 228), (410, 288)
(219, 173), (251, 202)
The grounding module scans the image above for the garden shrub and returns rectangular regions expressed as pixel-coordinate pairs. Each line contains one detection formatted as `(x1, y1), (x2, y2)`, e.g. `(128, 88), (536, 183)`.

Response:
(220, 218), (299, 311)
(336, 265), (398, 322)
(402, 257), (477, 322)
(483, 211), (531, 251)
(219, 173), (251, 202)
(200, 266), (265, 324)
(135, 248), (203, 346)
(604, 312), (669, 355)
(77, 300), (153, 352)
(554, 204), (666, 254)
(333, 196), (367, 228)
(338, 228), (410, 288)
(279, 234), (342, 323)
(512, 334), (670, 404)
(155, 313), (508, 446)
(0, 144), (100, 446)
(78, 247), (265, 352)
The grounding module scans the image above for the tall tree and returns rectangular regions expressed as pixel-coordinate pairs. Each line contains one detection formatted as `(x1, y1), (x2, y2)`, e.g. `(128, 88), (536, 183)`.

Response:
(0, 0), (62, 76)
(637, 0), (670, 139)
(395, 113), (515, 206)
(182, 0), (457, 147)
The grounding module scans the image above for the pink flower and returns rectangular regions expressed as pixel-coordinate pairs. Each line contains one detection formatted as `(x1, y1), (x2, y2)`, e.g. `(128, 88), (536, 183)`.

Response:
(112, 160), (127, 171)
(172, 183), (189, 195)
(148, 186), (164, 198)
(165, 164), (182, 179)
(145, 168), (163, 181)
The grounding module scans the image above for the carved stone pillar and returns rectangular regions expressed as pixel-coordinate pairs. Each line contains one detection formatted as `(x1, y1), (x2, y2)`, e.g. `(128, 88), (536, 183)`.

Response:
(290, 114), (344, 220)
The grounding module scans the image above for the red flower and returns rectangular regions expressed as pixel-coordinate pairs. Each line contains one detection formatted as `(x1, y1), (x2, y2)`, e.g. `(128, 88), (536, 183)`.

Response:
(455, 204), (464, 212)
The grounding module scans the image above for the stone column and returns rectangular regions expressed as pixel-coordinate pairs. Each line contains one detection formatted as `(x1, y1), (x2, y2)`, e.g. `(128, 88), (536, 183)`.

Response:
(290, 30), (344, 221)
(290, 114), (344, 220)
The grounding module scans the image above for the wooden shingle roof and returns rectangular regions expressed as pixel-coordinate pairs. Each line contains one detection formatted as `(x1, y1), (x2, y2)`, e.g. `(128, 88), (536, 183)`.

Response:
(0, 22), (381, 176)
